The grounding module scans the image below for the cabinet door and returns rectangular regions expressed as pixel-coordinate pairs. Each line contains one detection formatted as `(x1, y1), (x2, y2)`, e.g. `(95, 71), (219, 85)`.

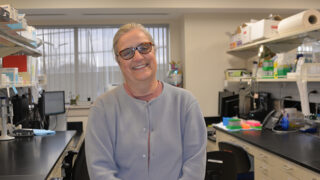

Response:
(276, 156), (320, 180)
(255, 158), (276, 180)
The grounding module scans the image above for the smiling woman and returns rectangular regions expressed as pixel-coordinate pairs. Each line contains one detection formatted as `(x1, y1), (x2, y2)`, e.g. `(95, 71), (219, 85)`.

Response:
(36, 25), (169, 103)
(85, 23), (207, 180)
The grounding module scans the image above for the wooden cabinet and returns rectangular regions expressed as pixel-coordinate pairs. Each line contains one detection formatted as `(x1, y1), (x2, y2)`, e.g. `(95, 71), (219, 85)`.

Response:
(215, 129), (320, 180)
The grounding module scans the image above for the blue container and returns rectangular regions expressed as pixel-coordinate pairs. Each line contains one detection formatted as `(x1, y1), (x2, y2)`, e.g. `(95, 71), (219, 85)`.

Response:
(223, 117), (231, 126)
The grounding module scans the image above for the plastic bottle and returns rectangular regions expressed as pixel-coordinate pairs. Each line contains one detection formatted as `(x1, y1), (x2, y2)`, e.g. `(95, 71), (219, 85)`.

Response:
(273, 57), (278, 79)
(281, 114), (289, 130)
(252, 61), (258, 77)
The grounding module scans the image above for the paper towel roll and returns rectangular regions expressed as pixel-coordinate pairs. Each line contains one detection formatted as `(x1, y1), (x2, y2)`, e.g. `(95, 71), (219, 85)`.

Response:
(278, 9), (320, 34)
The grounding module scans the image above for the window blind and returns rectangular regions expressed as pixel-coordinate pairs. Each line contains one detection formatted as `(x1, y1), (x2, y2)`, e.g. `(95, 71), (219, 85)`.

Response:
(36, 25), (169, 102)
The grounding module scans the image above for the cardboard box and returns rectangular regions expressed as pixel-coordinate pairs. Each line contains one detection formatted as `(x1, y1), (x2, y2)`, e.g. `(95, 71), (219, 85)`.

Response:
(19, 25), (37, 46)
(0, 4), (18, 22)
(2, 55), (28, 72)
(250, 19), (279, 41)
(0, 68), (18, 84)
(0, 7), (10, 22)
(229, 26), (242, 49)
(241, 24), (252, 44)
(2, 55), (37, 84)
(7, 15), (27, 31)
(229, 34), (241, 49)
(18, 72), (32, 84)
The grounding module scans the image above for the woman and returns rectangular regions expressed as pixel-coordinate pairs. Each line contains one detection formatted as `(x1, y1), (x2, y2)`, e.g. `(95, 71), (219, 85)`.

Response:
(85, 23), (207, 180)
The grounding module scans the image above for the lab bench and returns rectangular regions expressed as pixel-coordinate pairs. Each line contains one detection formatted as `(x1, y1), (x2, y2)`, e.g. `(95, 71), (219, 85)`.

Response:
(0, 131), (84, 180)
(210, 127), (320, 180)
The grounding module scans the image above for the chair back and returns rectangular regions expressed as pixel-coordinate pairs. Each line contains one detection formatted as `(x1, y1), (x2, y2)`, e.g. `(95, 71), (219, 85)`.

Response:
(218, 141), (251, 174)
(72, 140), (90, 180)
(205, 151), (237, 180)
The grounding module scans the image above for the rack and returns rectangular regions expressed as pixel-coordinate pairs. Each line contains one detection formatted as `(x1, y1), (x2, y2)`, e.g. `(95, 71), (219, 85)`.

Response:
(0, 82), (37, 89)
(226, 77), (320, 83)
(0, 24), (41, 58)
(226, 22), (320, 115)
(0, 21), (42, 88)
(226, 78), (297, 83)
(227, 24), (320, 58)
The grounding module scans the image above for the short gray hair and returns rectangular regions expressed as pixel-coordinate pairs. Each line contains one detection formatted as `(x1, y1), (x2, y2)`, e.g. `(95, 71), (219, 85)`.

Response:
(113, 23), (154, 61)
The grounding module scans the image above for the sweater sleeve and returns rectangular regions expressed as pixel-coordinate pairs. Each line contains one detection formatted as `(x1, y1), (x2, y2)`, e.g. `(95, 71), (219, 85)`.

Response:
(178, 100), (207, 180)
(85, 98), (122, 180)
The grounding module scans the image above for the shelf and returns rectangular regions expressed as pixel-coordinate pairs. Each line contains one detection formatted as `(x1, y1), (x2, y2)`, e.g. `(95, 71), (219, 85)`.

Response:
(226, 77), (320, 83)
(0, 82), (37, 89)
(255, 78), (297, 82)
(0, 25), (41, 58)
(227, 24), (320, 58)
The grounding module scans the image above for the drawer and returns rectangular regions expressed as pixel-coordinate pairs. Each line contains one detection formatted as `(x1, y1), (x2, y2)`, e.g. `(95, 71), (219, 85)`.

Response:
(276, 157), (320, 180)
(304, 170), (320, 180)
(254, 148), (277, 165)
(66, 108), (90, 117)
(255, 160), (275, 180)
(255, 158), (279, 180)
(255, 172), (274, 180)
(279, 171), (306, 180)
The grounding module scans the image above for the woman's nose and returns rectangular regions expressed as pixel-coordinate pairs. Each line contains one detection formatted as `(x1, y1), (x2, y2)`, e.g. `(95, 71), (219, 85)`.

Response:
(132, 50), (144, 61)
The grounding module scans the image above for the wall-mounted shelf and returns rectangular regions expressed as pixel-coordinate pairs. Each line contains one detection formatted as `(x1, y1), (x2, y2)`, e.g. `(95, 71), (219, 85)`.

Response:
(0, 25), (41, 58)
(227, 24), (320, 58)
(226, 77), (320, 83)
(0, 20), (42, 88)
(0, 82), (37, 89)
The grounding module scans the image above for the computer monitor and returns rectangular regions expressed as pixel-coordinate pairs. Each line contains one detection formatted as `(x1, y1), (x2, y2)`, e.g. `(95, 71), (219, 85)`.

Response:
(218, 91), (235, 117)
(220, 94), (239, 118)
(11, 94), (29, 126)
(42, 91), (66, 116)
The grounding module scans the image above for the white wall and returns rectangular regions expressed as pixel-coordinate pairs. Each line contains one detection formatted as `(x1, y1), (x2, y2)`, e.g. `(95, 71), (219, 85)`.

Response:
(182, 13), (271, 116)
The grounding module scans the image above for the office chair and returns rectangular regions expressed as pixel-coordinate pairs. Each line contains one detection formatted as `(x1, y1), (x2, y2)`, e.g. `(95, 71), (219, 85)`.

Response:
(205, 141), (253, 180)
(63, 140), (90, 180)
(71, 140), (90, 180)
(205, 151), (237, 180)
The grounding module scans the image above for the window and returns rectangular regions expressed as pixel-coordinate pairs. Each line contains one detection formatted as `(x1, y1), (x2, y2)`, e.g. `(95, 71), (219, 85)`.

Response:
(36, 25), (169, 102)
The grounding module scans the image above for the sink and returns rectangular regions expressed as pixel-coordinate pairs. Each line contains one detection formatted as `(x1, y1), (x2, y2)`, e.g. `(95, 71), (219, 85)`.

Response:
(272, 125), (299, 134)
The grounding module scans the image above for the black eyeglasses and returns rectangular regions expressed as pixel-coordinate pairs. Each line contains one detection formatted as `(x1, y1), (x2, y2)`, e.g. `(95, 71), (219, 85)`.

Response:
(117, 42), (154, 60)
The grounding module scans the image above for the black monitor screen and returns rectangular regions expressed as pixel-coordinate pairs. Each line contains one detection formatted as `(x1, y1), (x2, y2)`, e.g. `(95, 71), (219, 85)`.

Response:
(221, 94), (239, 118)
(43, 91), (65, 116)
(218, 91), (234, 116)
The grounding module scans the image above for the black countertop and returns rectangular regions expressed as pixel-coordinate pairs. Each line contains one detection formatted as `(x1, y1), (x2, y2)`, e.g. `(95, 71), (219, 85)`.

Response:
(0, 131), (76, 180)
(214, 127), (320, 174)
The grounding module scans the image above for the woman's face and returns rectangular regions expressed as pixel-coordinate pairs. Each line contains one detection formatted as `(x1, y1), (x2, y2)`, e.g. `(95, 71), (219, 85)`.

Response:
(116, 28), (157, 85)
